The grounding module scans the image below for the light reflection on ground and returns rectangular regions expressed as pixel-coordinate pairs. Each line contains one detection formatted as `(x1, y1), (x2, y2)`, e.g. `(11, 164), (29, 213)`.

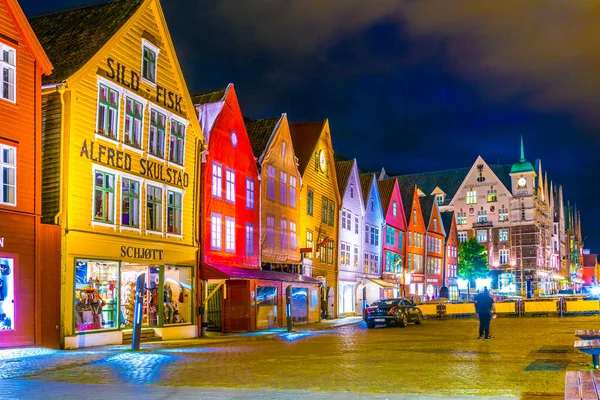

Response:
(0, 348), (58, 361)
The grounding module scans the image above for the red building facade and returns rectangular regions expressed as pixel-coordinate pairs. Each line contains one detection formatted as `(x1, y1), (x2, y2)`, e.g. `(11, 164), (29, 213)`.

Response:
(400, 185), (427, 298)
(442, 211), (459, 299)
(421, 196), (446, 299)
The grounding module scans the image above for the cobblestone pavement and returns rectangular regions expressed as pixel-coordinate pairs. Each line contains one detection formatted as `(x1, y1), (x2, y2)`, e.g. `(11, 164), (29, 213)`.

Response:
(1, 316), (597, 399)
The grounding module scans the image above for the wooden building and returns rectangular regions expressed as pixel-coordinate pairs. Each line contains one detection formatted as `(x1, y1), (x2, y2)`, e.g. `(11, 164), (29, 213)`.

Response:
(441, 211), (458, 299)
(0, 0), (55, 348)
(399, 185), (427, 298)
(31, 0), (204, 348)
(420, 196), (446, 298)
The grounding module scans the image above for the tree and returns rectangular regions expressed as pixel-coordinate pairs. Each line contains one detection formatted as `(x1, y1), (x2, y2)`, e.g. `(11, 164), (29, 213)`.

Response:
(458, 238), (490, 294)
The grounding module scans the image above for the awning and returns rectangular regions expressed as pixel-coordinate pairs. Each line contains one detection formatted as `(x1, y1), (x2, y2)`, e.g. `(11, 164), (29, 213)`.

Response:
(201, 263), (321, 284)
(367, 278), (398, 288)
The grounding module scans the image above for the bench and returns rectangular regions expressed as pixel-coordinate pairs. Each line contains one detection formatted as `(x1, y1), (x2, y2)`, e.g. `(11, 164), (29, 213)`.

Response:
(574, 340), (600, 369)
(577, 330), (600, 340)
(565, 370), (600, 400)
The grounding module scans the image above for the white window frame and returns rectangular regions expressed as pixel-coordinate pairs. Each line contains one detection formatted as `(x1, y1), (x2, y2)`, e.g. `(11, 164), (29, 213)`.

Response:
(122, 90), (147, 152)
(0, 143), (16, 206)
(458, 232), (467, 243)
(147, 104), (168, 161)
(212, 161), (222, 199)
(168, 114), (189, 167)
(140, 39), (160, 86)
(145, 182), (165, 235)
(289, 176), (297, 208)
(210, 213), (222, 250)
(466, 190), (477, 204)
(499, 249), (509, 264)
(225, 217), (235, 252)
(95, 77), (123, 143)
(245, 223), (254, 256)
(477, 230), (487, 243)
(499, 229), (509, 242)
(0, 42), (16, 103)
(91, 165), (118, 230)
(290, 221), (297, 250)
(246, 177), (254, 209)
(166, 187), (184, 238)
(226, 168), (236, 203)
(119, 173), (142, 233)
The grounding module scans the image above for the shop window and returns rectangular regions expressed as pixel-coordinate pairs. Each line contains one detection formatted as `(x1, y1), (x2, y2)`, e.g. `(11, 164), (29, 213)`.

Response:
(266, 216), (275, 247)
(124, 97), (143, 148)
(148, 109), (166, 158)
(0, 258), (14, 330)
(167, 190), (182, 234)
(267, 166), (275, 200)
(291, 287), (308, 323)
(120, 264), (159, 327)
(121, 178), (140, 228)
(94, 170), (115, 223)
(212, 162), (222, 198)
(307, 188), (314, 215)
(225, 217), (235, 252)
(280, 219), (288, 249)
(0, 143), (16, 206)
(0, 44), (16, 102)
(75, 259), (118, 332)
(141, 41), (158, 84)
(289, 221), (297, 250)
(246, 178), (254, 209)
(257, 286), (277, 330)
(164, 265), (192, 325)
(289, 176), (297, 208)
(96, 83), (119, 140)
(280, 171), (287, 205)
(245, 223), (254, 256)
(226, 168), (235, 203)
(146, 185), (163, 232)
(210, 213), (222, 250)
(169, 118), (185, 165)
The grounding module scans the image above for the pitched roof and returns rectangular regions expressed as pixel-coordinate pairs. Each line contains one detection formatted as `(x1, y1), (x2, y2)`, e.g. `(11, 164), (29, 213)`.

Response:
(29, 0), (144, 84)
(419, 196), (436, 226)
(440, 211), (455, 240)
(377, 178), (396, 214)
(191, 88), (227, 105)
(360, 173), (375, 204)
(399, 184), (415, 221)
(244, 116), (281, 160)
(583, 254), (598, 268)
(289, 120), (325, 174)
(334, 160), (354, 195)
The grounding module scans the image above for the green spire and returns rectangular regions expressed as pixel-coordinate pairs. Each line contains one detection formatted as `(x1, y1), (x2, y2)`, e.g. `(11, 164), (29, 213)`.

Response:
(520, 135), (525, 162)
(510, 135), (535, 174)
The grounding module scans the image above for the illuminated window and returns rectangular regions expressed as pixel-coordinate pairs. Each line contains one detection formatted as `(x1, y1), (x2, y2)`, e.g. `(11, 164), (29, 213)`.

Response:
(146, 184), (163, 232)
(457, 212), (467, 225)
(246, 223), (254, 256)
(290, 221), (297, 250)
(466, 191), (477, 204)
(167, 190), (182, 234)
(289, 176), (297, 208)
(306, 230), (314, 256)
(477, 210), (487, 223)
(266, 216), (275, 247)
(210, 213), (222, 250)
(392, 201), (397, 217)
(124, 97), (143, 148)
(141, 41), (158, 84)
(225, 217), (235, 252)
(0, 144), (16, 206)
(386, 226), (395, 246)
(487, 189), (497, 203)
(74, 259), (119, 332)
(280, 171), (287, 205)
(413, 210), (417, 225)
(340, 242), (350, 265)
(499, 229), (509, 242)
(0, 43), (16, 102)
(148, 109), (166, 158)
(499, 249), (509, 264)
(169, 118), (186, 165)
(226, 168), (235, 203)
(477, 230), (487, 243)
(211, 162), (222, 198)
(246, 178), (254, 209)
(326, 240), (334, 264)
(93, 170), (115, 223)
(97, 83), (119, 140)
(433, 219), (437, 231)
(354, 246), (359, 267)
(498, 208), (509, 222)
(280, 219), (288, 249)
(121, 178), (140, 228)
(458, 232), (467, 243)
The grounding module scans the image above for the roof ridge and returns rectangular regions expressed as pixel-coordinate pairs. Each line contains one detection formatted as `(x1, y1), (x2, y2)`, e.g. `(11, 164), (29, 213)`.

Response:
(28, 0), (133, 20)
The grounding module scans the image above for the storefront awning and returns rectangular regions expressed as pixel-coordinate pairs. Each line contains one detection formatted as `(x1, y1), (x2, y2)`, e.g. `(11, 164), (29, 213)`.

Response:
(201, 263), (322, 284)
(367, 278), (398, 288)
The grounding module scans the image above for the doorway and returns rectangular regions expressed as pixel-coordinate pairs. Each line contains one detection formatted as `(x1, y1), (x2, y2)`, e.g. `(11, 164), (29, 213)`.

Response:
(120, 264), (160, 328)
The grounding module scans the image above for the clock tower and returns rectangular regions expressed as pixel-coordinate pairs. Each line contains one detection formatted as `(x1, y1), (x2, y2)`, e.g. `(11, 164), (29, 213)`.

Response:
(510, 135), (536, 198)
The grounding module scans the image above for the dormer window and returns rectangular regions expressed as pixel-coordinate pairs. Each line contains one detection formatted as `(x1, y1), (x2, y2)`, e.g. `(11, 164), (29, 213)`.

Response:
(435, 194), (444, 206)
(141, 40), (159, 85)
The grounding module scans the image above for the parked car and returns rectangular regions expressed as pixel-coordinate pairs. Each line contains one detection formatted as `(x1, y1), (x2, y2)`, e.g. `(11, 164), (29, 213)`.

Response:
(364, 298), (424, 329)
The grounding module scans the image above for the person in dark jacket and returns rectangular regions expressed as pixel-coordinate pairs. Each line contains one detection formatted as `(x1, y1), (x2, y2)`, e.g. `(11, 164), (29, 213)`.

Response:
(474, 287), (494, 339)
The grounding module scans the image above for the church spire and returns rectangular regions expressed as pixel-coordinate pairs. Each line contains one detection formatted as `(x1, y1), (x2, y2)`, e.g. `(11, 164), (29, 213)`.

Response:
(520, 134), (526, 162)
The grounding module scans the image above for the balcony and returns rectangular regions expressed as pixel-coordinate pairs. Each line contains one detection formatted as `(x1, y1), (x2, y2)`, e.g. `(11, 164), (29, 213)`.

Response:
(472, 221), (494, 228)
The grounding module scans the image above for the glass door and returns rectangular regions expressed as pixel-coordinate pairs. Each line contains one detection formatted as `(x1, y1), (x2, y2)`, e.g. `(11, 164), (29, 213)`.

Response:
(120, 264), (161, 328)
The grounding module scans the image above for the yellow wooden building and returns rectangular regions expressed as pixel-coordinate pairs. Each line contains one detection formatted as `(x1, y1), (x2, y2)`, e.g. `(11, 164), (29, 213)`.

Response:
(290, 120), (340, 318)
(31, 0), (204, 348)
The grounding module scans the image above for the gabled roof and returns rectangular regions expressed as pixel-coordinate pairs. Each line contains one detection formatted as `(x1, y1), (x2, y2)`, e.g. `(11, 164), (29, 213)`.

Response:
(289, 120), (326, 174)
(191, 88), (227, 105)
(29, 0), (144, 84)
(334, 160), (354, 195)
(245, 116), (281, 161)
(360, 173), (375, 204)
(399, 184), (416, 222)
(377, 178), (396, 214)
(441, 211), (455, 236)
(419, 196), (436, 226)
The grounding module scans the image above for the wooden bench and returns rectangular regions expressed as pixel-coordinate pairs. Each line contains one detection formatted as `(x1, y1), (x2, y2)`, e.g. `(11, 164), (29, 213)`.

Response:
(577, 330), (600, 340)
(565, 370), (600, 400)
(574, 340), (600, 369)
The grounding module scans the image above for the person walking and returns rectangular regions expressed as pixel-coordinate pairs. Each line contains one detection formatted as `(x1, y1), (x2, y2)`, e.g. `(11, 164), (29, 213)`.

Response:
(474, 287), (494, 340)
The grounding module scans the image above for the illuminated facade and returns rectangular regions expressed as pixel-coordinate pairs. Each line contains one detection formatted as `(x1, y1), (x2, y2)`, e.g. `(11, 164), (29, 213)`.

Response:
(399, 185), (427, 297)
(33, 0), (204, 348)
(420, 196), (446, 298)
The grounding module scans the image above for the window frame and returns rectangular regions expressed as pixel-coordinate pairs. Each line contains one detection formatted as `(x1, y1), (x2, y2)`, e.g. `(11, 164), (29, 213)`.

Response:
(166, 188), (183, 236)
(95, 80), (121, 141)
(266, 215), (275, 247)
(92, 167), (116, 226)
(169, 115), (188, 166)
(466, 190), (477, 204)
(0, 143), (17, 206)
(210, 213), (222, 250)
(0, 42), (16, 103)
(120, 175), (141, 230)
(141, 39), (160, 86)
(225, 167), (236, 203)
(148, 106), (167, 159)
(246, 177), (255, 210)
(211, 162), (222, 199)
(245, 223), (254, 256)
(225, 217), (236, 253)
(146, 183), (164, 233)
(123, 94), (145, 150)
(307, 188), (314, 215)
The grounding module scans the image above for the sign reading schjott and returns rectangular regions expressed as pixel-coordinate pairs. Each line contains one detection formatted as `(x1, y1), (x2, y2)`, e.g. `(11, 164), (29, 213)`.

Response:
(120, 246), (164, 261)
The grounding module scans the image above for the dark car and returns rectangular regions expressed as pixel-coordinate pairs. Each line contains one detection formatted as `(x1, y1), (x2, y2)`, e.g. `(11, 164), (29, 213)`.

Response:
(364, 298), (423, 329)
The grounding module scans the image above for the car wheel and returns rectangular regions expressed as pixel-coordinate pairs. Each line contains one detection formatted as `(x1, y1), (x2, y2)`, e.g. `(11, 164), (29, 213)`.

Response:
(415, 311), (424, 325)
(366, 321), (376, 329)
(398, 313), (408, 327)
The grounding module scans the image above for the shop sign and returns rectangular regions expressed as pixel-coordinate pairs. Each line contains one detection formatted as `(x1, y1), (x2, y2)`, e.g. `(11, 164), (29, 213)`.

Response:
(121, 246), (164, 260)
(80, 139), (189, 188)
(426, 278), (438, 283)
(0, 237), (3, 247)
(106, 58), (183, 113)
(411, 274), (424, 283)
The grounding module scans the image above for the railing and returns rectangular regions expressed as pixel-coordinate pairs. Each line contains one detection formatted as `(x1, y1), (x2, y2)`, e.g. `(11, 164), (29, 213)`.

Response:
(472, 221), (494, 228)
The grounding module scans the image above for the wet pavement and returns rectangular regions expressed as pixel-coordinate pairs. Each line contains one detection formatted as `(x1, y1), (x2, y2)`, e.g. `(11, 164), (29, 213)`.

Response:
(1, 316), (597, 399)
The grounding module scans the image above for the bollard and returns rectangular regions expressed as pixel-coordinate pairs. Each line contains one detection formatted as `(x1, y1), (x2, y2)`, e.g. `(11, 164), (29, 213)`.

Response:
(131, 273), (146, 351)
(286, 285), (293, 332)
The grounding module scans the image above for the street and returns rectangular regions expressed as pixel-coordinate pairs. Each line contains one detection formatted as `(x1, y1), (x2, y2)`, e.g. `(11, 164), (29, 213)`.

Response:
(0, 316), (596, 399)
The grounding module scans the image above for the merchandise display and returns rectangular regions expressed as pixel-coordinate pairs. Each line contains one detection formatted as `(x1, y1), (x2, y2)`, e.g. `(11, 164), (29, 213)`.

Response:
(0, 258), (14, 330)
(74, 260), (118, 332)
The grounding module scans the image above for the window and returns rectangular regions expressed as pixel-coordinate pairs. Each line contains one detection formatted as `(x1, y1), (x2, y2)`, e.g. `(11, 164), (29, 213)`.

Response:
(392, 201), (397, 217)
(281, 142), (286, 157)
(169, 119), (185, 165)
(499, 229), (509, 242)
(414, 254), (423, 272)
(266, 216), (275, 247)
(0, 144), (16, 205)
(499, 249), (509, 264)
(499, 208), (509, 222)
(148, 109), (166, 158)
(267, 166), (275, 200)
(307, 189), (314, 215)
(290, 222), (297, 250)
(342, 209), (351, 231)
(280, 171), (287, 205)
(413, 210), (417, 225)
(458, 232), (467, 243)
(477, 210), (487, 223)
(386, 226), (395, 246)
(124, 97), (143, 148)
(340, 242), (350, 265)
(226, 168), (235, 203)
(142, 42), (157, 83)
(244, 178), (255, 210)
(93, 170), (115, 223)
(341, 209), (347, 230)
(477, 230), (487, 243)
(328, 202), (335, 226)
(370, 198), (374, 212)
(365, 224), (370, 244)
(326, 240), (334, 264)
(364, 252), (370, 272)
(374, 227), (379, 246)
(354, 216), (359, 235)
(146, 185), (163, 231)
(97, 84), (119, 139)
(225, 218), (235, 252)
(433, 219), (437, 231)
(163, 265), (193, 325)
(322, 197), (328, 223)
(0, 44), (16, 102)
(354, 246), (359, 267)
(435, 194), (444, 206)
(74, 259), (119, 332)
(466, 191), (477, 204)
(408, 231), (412, 247)
(246, 223), (254, 256)
(457, 212), (467, 225)
(289, 176), (297, 208)
(407, 253), (413, 270)
(121, 178), (140, 227)
(398, 231), (403, 250)
(211, 162), (222, 198)
(487, 189), (497, 202)
(280, 219), (288, 249)
(167, 190), (182, 234)
(210, 213), (222, 249)
(306, 230), (314, 256)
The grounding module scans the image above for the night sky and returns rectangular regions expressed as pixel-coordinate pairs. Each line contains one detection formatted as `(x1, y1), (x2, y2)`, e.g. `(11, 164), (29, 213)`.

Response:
(22, 1), (600, 252)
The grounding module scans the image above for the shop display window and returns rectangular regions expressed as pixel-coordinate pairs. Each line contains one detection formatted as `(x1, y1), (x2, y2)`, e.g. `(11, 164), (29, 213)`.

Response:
(256, 286), (277, 330)
(75, 260), (119, 332)
(291, 287), (308, 323)
(120, 264), (160, 328)
(0, 258), (14, 330)
(163, 265), (192, 325)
